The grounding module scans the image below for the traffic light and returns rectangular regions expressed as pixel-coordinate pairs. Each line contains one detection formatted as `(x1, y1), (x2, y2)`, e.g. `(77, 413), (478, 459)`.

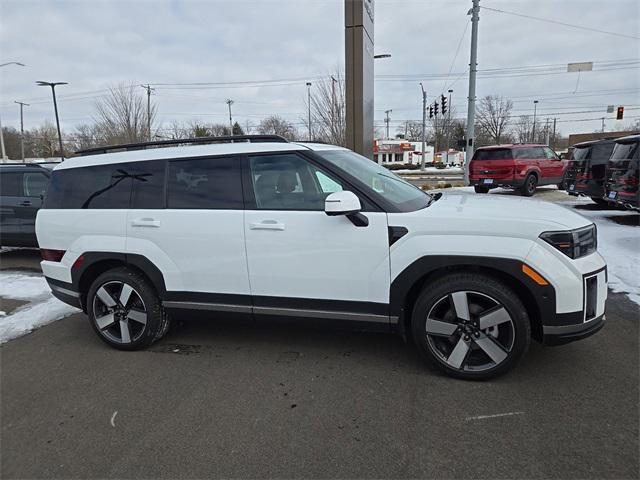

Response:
(617, 106), (624, 120)
(441, 94), (447, 115)
(429, 105), (434, 119)
(434, 102), (439, 115)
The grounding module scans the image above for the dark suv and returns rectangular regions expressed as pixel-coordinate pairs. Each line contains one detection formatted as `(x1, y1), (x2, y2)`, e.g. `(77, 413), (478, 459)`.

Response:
(469, 144), (565, 196)
(605, 135), (639, 210)
(565, 139), (616, 205)
(0, 163), (54, 247)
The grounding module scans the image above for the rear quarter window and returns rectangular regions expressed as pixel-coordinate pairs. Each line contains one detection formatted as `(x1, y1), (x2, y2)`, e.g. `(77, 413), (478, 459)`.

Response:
(44, 164), (133, 209)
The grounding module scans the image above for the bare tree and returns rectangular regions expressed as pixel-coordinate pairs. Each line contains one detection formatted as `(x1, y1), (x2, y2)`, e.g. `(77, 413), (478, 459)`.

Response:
(476, 95), (513, 144)
(257, 115), (297, 140)
(30, 122), (61, 158)
(304, 70), (345, 146)
(397, 121), (423, 142)
(512, 115), (533, 143)
(93, 83), (155, 145)
(429, 106), (459, 151)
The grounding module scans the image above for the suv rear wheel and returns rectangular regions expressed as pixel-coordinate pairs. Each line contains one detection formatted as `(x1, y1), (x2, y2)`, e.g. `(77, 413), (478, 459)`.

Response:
(411, 273), (530, 380)
(521, 174), (537, 197)
(87, 267), (170, 350)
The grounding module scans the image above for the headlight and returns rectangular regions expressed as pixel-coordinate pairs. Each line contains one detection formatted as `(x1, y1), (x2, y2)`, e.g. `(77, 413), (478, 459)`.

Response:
(540, 224), (597, 259)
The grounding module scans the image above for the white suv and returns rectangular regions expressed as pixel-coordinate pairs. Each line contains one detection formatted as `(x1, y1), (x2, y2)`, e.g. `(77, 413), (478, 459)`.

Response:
(36, 135), (607, 380)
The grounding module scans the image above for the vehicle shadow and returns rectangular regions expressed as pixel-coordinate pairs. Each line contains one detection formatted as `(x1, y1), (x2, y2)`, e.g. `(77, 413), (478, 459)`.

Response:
(0, 248), (42, 271)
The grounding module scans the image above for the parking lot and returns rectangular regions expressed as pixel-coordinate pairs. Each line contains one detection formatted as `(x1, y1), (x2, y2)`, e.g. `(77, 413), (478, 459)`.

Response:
(1, 245), (639, 479)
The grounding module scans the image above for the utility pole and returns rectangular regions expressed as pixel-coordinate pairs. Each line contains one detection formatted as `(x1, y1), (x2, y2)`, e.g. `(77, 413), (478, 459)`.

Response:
(306, 82), (312, 141)
(552, 117), (557, 150)
(532, 100), (539, 142)
(36, 81), (67, 160)
(140, 85), (154, 141)
(446, 89), (453, 151)
(226, 99), (234, 135)
(465, 0), (480, 184)
(14, 101), (29, 161)
(420, 83), (427, 170)
(601, 117), (605, 133)
(544, 118), (550, 145)
(384, 109), (392, 139)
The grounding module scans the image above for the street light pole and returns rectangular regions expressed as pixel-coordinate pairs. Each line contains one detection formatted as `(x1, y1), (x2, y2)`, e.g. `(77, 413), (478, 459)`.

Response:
(306, 82), (312, 141)
(14, 101), (29, 161)
(36, 81), (67, 160)
(330, 76), (338, 140)
(1, 61), (26, 162)
(420, 83), (427, 171)
(532, 100), (539, 142)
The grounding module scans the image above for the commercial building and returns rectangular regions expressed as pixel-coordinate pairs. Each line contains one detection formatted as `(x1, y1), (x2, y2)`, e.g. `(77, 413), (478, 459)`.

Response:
(373, 139), (434, 165)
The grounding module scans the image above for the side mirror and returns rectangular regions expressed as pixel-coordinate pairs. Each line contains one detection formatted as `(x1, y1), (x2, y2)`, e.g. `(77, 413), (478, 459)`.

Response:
(324, 191), (368, 227)
(324, 191), (361, 216)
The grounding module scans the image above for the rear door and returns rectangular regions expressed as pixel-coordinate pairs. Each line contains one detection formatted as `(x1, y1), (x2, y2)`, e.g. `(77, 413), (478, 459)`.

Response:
(21, 170), (49, 245)
(0, 171), (24, 245)
(243, 152), (390, 322)
(125, 156), (251, 308)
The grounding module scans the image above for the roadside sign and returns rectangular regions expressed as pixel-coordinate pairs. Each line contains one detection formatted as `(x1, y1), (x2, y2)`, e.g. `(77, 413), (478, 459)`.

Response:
(607, 105), (615, 113)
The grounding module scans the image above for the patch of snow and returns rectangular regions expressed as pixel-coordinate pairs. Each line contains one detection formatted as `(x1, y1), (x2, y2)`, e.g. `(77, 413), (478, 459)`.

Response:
(395, 167), (463, 174)
(0, 271), (79, 343)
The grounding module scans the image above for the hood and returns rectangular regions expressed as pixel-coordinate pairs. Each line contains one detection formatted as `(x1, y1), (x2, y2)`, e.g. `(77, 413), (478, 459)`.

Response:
(397, 191), (592, 240)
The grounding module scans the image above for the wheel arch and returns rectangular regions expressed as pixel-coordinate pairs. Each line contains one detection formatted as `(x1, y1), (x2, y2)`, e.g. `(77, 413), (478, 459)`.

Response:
(73, 252), (167, 312)
(391, 256), (550, 343)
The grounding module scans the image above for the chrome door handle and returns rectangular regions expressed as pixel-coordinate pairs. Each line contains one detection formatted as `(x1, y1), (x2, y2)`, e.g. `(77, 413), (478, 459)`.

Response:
(249, 220), (285, 231)
(131, 218), (161, 228)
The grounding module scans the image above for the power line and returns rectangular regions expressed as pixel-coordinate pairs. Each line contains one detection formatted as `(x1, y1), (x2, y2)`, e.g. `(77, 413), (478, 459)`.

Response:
(481, 5), (640, 41)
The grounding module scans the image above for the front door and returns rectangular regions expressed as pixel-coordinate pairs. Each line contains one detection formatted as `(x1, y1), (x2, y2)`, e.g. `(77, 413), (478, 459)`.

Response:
(541, 146), (564, 183)
(243, 152), (391, 323)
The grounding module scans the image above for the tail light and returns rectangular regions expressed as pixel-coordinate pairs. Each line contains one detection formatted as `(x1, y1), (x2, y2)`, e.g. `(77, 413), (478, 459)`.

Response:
(40, 249), (66, 262)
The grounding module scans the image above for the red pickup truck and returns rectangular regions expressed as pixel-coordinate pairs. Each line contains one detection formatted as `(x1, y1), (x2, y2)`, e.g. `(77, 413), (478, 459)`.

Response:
(469, 144), (566, 196)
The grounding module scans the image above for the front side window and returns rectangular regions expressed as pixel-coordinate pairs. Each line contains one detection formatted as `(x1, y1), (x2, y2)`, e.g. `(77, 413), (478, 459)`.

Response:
(44, 165), (132, 209)
(249, 153), (344, 210)
(167, 156), (242, 209)
(314, 149), (430, 212)
(23, 172), (49, 197)
(0, 172), (23, 197)
(591, 143), (614, 161)
(543, 147), (558, 160)
(572, 147), (591, 162)
(610, 141), (639, 162)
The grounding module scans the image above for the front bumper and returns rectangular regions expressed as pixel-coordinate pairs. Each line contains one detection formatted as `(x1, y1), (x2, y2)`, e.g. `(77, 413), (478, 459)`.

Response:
(542, 313), (605, 345)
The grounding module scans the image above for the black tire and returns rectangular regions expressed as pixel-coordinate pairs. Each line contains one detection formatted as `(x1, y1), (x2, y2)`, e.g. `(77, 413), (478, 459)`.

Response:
(86, 267), (169, 350)
(411, 273), (531, 380)
(591, 197), (609, 207)
(474, 186), (490, 194)
(521, 174), (537, 197)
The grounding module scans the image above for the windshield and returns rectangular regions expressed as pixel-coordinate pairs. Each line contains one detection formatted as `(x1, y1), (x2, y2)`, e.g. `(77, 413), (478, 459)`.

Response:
(315, 149), (431, 212)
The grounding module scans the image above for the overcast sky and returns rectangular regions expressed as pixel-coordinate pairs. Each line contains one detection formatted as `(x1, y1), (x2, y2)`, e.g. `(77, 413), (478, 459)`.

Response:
(1, 0), (639, 140)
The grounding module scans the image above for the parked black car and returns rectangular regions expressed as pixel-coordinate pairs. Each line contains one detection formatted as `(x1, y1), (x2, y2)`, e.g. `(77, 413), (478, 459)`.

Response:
(605, 135), (639, 210)
(565, 139), (616, 205)
(0, 163), (54, 247)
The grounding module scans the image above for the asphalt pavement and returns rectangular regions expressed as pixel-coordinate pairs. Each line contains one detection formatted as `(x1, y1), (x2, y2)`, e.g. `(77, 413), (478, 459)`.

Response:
(1, 275), (638, 478)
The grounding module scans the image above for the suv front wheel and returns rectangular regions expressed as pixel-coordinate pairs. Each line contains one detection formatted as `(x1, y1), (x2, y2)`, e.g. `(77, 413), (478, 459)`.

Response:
(87, 267), (170, 350)
(411, 273), (530, 380)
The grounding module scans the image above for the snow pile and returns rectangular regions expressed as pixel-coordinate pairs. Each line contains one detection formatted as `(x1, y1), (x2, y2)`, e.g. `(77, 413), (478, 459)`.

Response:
(0, 271), (79, 343)
(395, 166), (463, 175)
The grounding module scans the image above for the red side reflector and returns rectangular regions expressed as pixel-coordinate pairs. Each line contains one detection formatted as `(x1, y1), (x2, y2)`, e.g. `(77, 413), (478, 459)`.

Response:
(72, 255), (85, 270)
(40, 249), (66, 262)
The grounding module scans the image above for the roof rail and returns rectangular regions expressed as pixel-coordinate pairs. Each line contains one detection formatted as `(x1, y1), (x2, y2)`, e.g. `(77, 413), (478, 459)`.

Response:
(75, 134), (289, 157)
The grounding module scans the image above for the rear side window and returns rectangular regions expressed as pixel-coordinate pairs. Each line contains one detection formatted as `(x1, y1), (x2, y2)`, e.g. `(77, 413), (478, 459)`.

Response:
(0, 172), (23, 197)
(167, 156), (242, 209)
(572, 147), (591, 162)
(472, 148), (512, 161)
(44, 165), (132, 209)
(610, 141), (639, 161)
(591, 143), (615, 162)
(23, 172), (49, 197)
(130, 161), (165, 209)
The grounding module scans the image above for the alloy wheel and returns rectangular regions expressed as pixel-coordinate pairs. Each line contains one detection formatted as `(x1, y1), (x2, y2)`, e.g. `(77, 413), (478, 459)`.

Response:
(425, 291), (515, 372)
(92, 281), (148, 344)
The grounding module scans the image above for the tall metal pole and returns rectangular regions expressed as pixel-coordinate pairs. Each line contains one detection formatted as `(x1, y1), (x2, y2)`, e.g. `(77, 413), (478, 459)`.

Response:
(306, 82), (312, 141)
(552, 117), (557, 150)
(15, 101), (29, 160)
(36, 81), (67, 160)
(465, 0), (480, 184)
(601, 117), (605, 133)
(532, 100), (538, 142)
(226, 99), (234, 135)
(544, 118), (550, 145)
(1, 62), (26, 162)
(420, 83), (427, 171)
(384, 109), (392, 139)
(331, 76), (337, 140)
(447, 89), (453, 151)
